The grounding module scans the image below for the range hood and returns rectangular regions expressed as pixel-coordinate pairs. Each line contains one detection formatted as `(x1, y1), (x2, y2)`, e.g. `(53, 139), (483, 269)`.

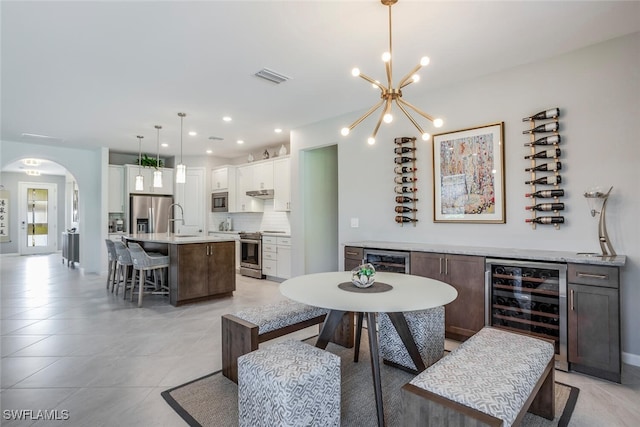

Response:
(246, 189), (274, 199)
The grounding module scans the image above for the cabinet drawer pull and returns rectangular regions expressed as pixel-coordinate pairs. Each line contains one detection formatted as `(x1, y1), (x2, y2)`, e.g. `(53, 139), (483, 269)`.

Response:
(570, 289), (574, 311)
(576, 272), (608, 280)
(346, 251), (359, 256)
(445, 258), (449, 275)
(439, 258), (443, 275)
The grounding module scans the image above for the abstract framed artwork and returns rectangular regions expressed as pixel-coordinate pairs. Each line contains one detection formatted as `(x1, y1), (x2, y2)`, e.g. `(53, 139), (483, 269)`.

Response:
(432, 122), (505, 223)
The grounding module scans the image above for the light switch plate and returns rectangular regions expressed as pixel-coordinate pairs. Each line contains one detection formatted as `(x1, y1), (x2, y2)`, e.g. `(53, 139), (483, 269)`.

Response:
(350, 218), (359, 228)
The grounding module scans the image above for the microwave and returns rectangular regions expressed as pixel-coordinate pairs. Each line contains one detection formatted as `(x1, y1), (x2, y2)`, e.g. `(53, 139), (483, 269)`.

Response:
(211, 192), (229, 212)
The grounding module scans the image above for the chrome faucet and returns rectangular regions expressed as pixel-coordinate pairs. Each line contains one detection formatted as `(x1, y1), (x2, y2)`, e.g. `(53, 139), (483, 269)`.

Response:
(168, 203), (185, 235)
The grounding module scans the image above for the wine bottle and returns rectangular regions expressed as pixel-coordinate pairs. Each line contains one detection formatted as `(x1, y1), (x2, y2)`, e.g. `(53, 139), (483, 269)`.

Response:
(524, 148), (561, 159)
(394, 156), (415, 164)
(395, 206), (417, 213)
(394, 137), (415, 144)
(394, 185), (417, 194)
(525, 189), (564, 198)
(525, 203), (565, 211)
(522, 108), (560, 122)
(394, 175), (417, 184)
(395, 195), (418, 203)
(394, 146), (416, 155)
(524, 135), (561, 146)
(525, 216), (565, 224)
(395, 216), (418, 223)
(394, 165), (417, 174)
(525, 162), (561, 172)
(525, 175), (561, 185)
(522, 122), (559, 134)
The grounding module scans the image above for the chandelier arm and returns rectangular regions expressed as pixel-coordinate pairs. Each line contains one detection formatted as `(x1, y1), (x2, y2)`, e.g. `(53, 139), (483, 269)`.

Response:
(398, 97), (435, 122)
(387, 3), (393, 87)
(358, 72), (386, 92)
(398, 63), (424, 88)
(370, 104), (388, 141)
(385, 61), (393, 89)
(346, 99), (385, 132)
(395, 99), (426, 135)
(382, 98), (393, 119)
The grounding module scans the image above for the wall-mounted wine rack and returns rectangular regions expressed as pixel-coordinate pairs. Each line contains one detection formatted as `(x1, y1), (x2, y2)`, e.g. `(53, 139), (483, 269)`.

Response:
(394, 136), (418, 227)
(523, 108), (565, 229)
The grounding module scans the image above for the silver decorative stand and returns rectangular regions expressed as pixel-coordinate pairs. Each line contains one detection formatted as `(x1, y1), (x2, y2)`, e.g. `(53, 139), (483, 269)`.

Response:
(584, 186), (616, 256)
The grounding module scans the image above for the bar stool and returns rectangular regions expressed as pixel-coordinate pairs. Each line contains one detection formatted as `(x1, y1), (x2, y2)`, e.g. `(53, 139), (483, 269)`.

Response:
(127, 242), (169, 308)
(104, 239), (118, 291)
(113, 241), (134, 298)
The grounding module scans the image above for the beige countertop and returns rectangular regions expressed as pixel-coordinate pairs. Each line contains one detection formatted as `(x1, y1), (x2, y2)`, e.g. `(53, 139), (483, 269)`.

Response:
(123, 233), (236, 244)
(343, 240), (626, 266)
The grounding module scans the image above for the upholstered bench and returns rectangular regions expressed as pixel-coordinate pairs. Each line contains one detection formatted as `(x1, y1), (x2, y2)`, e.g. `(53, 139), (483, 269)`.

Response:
(402, 327), (555, 427)
(222, 299), (353, 383)
(378, 306), (445, 372)
(238, 339), (340, 427)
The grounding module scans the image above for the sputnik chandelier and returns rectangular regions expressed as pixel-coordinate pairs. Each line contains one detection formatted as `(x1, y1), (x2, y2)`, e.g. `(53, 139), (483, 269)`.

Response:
(341, 0), (443, 145)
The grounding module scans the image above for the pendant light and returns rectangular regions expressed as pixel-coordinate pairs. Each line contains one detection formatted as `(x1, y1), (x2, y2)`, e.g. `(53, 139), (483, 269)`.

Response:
(176, 112), (187, 184)
(153, 125), (163, 188)
(135, 135), (144, 191)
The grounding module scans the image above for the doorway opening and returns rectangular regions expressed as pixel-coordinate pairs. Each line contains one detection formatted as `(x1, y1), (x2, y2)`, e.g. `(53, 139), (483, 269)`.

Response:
(18, 182), (58, 255)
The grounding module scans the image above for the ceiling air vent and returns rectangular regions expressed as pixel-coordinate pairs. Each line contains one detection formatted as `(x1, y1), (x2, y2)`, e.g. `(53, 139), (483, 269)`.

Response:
(254, 68), (291, 84)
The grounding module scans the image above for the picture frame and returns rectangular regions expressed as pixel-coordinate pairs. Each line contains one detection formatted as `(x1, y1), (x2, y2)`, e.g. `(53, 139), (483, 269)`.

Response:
(432, 122), (505, 223)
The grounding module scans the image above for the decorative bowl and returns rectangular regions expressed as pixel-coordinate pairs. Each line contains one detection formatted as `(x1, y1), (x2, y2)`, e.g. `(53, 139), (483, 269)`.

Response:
(351, 263), (376, 288)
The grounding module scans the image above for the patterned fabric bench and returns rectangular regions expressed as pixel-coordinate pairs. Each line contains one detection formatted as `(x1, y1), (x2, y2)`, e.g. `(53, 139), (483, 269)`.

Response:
(222, 299), (353, 383)
(238, 339), (340, 427)
(402, 327), (555, 427)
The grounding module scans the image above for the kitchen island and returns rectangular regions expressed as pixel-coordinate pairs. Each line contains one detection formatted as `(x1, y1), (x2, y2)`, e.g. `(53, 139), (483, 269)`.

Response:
(123, 233), (236, 306)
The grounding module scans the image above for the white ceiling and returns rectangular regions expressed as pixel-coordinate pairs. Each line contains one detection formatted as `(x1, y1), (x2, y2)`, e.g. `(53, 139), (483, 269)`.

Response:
(2, 1), (639, 172)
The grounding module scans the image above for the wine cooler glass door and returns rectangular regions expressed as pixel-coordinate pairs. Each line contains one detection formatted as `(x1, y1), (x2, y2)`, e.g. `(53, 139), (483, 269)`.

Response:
(485, 259), (568, 371)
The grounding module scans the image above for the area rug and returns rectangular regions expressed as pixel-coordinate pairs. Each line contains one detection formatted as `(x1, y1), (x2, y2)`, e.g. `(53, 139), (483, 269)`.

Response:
(162, 336), (579, 427)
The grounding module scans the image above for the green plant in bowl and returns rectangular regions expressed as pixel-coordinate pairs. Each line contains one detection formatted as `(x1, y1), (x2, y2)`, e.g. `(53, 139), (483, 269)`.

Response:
(351, 263), (376, 288)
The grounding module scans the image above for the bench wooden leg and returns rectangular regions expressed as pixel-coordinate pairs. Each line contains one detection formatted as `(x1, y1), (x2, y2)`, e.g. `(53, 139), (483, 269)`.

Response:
(527, 360), (555, 421)
(222, 314), (259, 384)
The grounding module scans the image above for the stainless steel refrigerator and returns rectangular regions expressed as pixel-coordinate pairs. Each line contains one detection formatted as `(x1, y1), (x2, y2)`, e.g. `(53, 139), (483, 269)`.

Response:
(129, 194), (173, 234)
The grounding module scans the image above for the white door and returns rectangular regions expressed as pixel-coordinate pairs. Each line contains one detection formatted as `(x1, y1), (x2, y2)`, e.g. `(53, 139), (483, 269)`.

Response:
(174, 167), (205, 235)
(18, 182), (58, 255)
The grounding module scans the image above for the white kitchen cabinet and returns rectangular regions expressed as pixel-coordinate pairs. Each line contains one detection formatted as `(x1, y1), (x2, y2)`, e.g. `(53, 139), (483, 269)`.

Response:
(125, 165), (174, 195)
(235, 165), (263, 212)
(108, 165), (125, 213)
(251, 160), (274, 190)
(212, 166), (230, 191)
(262, 235), (291, 280)
(273, 157), (291, 211)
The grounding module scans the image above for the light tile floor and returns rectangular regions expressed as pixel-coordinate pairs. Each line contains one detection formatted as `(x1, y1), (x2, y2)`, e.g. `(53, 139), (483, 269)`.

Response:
(1, 253), (639, 426)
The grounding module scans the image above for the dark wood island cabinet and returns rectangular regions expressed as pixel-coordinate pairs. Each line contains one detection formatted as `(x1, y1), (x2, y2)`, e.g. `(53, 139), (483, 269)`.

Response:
(123, 234), (236, 307)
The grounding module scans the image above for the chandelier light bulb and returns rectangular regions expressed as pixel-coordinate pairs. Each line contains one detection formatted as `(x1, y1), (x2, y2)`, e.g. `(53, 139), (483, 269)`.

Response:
(367, 137), (376, 145)
(372, 80), (380, 89)
(341, 127), (350, 136)
(382, 52), (391, 62)
(412, 74), (420, 83)
(351, 68), (360, 77)
(433, 118), (444, 128)
(135, 174), (144, 191)
(421, 132), (431, 141)
(420, 56), (430, 66)
(383, 113), (393, 123)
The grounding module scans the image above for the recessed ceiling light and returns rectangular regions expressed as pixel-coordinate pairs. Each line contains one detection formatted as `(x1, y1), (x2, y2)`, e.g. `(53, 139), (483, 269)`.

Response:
(274, 128), (282, 133)
(223, 116), (232, 122)
(237, 140), (244, 144)
(161, 143), (169, 148)
(25, 170), (41, 176)
(188, 131), (197, 136)
(22, 158), (40, 166)
(206, 150), (213, 154)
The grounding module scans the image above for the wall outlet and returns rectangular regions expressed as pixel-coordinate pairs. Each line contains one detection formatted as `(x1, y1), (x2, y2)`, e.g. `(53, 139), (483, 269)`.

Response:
(350, 218), (359, 228)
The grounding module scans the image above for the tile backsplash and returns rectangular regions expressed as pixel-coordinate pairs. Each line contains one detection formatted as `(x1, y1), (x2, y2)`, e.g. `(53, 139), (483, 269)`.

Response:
(210, 200), (290, 234)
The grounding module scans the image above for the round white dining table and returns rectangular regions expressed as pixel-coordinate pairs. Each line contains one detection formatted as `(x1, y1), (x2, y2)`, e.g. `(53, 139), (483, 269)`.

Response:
(280, 271), (457, 427)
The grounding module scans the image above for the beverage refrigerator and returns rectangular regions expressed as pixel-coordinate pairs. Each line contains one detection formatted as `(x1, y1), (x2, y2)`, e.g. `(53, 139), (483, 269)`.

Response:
(129, 194), (173, 234)
(485, 259), (568, 371)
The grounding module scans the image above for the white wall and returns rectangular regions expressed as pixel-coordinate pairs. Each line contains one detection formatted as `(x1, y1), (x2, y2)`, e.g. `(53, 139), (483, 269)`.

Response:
(1, 140), (106, 274)
(291, 33), (640, 361)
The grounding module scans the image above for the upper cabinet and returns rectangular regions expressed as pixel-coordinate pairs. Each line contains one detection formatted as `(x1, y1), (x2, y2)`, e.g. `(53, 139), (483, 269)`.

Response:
(250, 160), (274, 190)
(235, 165), (264, 212)
(125, 164), (174, 195)
(212, 166), (237, 212)
(212, 166), (230, 191)
(108, 165), (125, 213)
(273, 157), (291, 211)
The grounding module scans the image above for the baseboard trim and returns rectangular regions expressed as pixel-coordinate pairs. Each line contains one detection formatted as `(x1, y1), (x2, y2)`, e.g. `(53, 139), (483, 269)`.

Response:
(622, 351), (640, 367)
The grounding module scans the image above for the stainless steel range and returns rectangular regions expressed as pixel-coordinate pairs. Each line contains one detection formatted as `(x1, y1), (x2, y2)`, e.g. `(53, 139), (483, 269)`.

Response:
(239, 232), (263, 279)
